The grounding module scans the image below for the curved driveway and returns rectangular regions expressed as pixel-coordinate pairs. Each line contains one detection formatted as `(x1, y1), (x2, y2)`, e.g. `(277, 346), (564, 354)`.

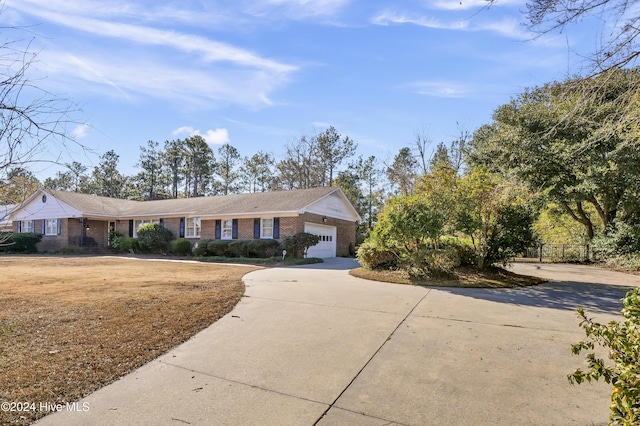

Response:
(38, 260), (640, 425)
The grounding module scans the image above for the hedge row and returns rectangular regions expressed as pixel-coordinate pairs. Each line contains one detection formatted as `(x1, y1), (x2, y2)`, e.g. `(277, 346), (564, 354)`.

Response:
(0, 232), (42, 253)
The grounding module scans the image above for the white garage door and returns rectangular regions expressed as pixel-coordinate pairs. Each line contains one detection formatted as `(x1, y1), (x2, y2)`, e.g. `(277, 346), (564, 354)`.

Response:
(304, 222), (337, 258)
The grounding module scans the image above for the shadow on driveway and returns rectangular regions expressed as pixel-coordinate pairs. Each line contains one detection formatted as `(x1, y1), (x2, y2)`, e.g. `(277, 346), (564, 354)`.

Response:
(438, 281), (632, 315)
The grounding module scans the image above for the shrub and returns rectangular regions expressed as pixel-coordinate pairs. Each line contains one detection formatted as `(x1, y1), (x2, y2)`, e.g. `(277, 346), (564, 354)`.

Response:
(112, 236), (138, 253)
(228, 240), (249, 257)
(247, 239), (281, 258)
(281, 232), (321, 258)
(171, 238), (192, 256)
(604, 254), (640, 271)
(207, 240), (232, 257)
(593, 222), (640, 258)
(402, 248), (460, 279)
(136, 223), (173, 254)
(0, 232), (42, 253)
(568, 288), (640, 424)
(356, 241), (399, 270)
(193, 239), (212, 256)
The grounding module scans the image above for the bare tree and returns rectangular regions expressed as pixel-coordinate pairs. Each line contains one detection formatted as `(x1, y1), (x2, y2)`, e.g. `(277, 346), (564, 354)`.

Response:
(0, 31), (81, 180)
(493, 0), (640, 72)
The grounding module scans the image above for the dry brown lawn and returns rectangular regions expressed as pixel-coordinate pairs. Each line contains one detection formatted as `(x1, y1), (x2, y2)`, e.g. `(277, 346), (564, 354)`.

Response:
(350, 266), (546, 288)
(0, 256), (259, 426)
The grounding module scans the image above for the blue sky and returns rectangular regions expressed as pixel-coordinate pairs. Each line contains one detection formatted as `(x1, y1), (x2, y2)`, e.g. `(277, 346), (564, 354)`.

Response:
(2, 0), (600, 179)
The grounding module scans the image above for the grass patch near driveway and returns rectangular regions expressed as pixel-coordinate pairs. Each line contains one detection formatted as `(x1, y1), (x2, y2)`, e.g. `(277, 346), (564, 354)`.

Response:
(350, 265), (546, 288)
(0, 256), (259, 426)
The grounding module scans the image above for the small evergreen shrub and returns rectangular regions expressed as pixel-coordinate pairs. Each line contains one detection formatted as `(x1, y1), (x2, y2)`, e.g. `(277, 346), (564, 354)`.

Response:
(568, 288), (640, 425)
(0, 232), (42, 253)
(207, 240), (232, 257)
(247, 239), (281, 258)
(193, 239), (211, 256)
(171, 238), (192, 256)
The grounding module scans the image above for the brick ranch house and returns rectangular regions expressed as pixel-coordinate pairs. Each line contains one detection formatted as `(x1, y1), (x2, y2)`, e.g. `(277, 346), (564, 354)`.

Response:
(8, 187), (361, 258)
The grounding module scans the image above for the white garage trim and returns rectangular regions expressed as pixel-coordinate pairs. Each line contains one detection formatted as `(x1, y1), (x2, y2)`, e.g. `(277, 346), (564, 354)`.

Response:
(304, 222), (337, 258)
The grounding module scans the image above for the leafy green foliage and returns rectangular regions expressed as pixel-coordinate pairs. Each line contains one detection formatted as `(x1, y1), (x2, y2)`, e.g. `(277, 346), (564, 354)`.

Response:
(171, 238), (192, 256)
(0, 232), (42, 253)
(470, 69), (640, 239)
(136, 223), (173, 254)
(593, 221), (640, 257)
(111, 236), (138, 253)
(568, 288), (640, 425)
(193, 239), (212, 256)
(281, 232), (321, 258)
(356, 241), (399, 270)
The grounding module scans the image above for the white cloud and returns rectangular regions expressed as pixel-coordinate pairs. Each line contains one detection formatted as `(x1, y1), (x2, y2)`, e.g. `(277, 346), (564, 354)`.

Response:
(71, 124), (89, 139)
(172, 127), (230, 145)
(408, 81), (469, 98)
(371, 9), (526, 38)
(372, 11), (469, 30)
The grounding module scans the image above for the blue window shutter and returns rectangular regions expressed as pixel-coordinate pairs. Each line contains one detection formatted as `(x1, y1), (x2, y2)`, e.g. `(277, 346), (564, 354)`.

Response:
(179, 217), (185, 238)
(128, 220), (134, 237)
(215, 220), (221, 239)
(41, 219), (45, 234)
(57, 219), (61, 235)
(232, 219), (238, 239)
(32, 220), (36, 233)
(17, 221), (21, 233)
(273, 217), (280, 239)
(159, 218), (164, 227)
(254, 218), (260, 239)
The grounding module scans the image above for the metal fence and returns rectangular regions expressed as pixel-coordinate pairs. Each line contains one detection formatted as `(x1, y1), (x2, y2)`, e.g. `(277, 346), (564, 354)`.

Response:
(519, 244), (593, 262)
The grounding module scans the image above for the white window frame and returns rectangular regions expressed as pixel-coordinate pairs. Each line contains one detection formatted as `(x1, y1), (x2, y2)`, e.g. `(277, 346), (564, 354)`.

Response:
(133, 219), (159, 237)
(186, 217), (201, 238)
(20, 220), (34, 233)
(45, 219), (58, 236)
(261, 218), (273, 239)
(221, 219), (233, 240)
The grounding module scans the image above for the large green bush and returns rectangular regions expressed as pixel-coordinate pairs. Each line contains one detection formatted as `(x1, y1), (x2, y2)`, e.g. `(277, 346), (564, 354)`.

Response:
(136, 223), (173, 254)
(171, 238), (192, 256)
(356, 241), (399, 270)
(568, 288), (640, 425)
(0, 232), (42, 253)
(281, 232), (321, 258)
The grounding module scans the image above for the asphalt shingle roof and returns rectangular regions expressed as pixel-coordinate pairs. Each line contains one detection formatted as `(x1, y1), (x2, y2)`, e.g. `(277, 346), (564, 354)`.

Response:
(44, 187), (341, 218)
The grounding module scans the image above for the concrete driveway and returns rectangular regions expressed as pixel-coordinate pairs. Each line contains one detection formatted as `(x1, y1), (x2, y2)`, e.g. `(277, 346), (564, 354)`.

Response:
(37, 260), (640, 425)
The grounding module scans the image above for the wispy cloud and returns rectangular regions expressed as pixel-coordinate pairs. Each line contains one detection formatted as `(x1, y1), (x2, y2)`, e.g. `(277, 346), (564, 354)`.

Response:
(408, 81), (470, 98)
(372, 11), (468, 30)
(372, 9), (526, 38)
(245, 0), (350, 19)
(431, 0), (524, 11)
(5, 0), (297, 107)
(172, 127), (230, 145)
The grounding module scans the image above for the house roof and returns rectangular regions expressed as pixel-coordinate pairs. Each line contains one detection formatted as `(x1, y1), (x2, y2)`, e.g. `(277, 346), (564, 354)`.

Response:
(27, 187), (360, 221)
